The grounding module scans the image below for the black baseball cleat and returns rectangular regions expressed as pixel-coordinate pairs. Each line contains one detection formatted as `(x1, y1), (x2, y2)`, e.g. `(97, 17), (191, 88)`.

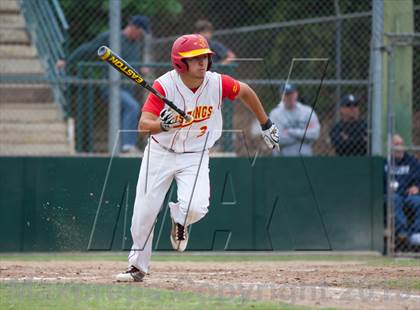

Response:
(170, 218), (188, 252)
(116, 265), (146, 282)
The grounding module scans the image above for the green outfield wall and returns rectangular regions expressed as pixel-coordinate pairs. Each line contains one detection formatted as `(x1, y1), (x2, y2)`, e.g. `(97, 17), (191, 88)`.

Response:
(0, 156), (384, 252)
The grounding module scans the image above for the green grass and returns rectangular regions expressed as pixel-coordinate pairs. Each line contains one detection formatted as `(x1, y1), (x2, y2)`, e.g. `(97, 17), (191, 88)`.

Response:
(364, 257), (420, 267)
(0, 282), (334, 310)
(0, 253), (418, 267)
(383, 278), (420, 290)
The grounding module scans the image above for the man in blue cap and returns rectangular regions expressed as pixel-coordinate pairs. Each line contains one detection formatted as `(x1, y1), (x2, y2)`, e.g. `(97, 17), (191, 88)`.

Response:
(269, 83), (320, 156)
(57, 15), (151, 153)
(330, 94), (367, 156)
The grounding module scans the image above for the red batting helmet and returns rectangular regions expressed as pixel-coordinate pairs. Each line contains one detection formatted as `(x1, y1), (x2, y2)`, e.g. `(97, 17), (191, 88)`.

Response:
(171, 34), (215, 73)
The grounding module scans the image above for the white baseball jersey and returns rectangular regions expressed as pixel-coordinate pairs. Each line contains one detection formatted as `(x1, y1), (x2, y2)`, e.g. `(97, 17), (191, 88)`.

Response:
(152, 70), (223, 153)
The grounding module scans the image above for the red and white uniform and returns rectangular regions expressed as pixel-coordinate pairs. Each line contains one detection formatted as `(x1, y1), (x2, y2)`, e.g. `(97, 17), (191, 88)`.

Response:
(128, 70), (240, 272)
(143, 70), (239, 152)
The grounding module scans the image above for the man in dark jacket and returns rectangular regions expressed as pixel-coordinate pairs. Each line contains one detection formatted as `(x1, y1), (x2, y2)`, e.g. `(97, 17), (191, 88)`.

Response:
(57, 15), (150, 153)
(330, 94), (367, 156)
(194, 20), (236, 65)
(386, 135), (420, 244)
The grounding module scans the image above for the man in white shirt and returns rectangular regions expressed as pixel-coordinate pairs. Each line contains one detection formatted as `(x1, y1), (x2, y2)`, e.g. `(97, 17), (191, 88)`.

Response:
(269, 83), (320, 156)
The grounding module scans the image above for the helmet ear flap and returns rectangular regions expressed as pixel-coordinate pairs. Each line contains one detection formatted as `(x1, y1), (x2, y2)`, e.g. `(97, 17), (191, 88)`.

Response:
(207, 55), (212, 71)
(181, 59), (189, 72)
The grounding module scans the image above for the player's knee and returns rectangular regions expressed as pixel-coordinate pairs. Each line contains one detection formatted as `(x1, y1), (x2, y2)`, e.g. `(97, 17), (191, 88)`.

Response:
(130, 220), (153, 243)
(185, 199), (209, 223)
(130, 212), (155, 243)
(130, 225), (145, 242)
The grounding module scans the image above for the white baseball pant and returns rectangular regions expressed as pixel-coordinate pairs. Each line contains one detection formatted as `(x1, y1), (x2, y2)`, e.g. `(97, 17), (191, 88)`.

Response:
(128, 139), (210, 272)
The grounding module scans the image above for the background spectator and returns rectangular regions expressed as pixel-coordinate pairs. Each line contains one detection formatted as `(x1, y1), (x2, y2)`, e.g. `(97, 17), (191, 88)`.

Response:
(386, 134), (420, 245)
(56, 15), (151, 153)
(269, 83), (320, 156)
(330, 94), (367, 156)
(194, 19), (236, 64)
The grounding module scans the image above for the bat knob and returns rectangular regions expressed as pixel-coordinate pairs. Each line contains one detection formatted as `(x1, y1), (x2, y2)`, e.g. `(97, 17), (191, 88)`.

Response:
(97, 46), (110, 58)
(184, 115), (194, 123)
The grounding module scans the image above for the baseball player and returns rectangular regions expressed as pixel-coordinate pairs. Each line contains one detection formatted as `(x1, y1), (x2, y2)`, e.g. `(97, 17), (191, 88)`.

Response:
(116, 34), (279, 282)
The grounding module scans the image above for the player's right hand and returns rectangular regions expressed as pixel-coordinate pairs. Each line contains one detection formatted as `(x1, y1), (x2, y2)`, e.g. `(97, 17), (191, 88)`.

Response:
(160, 108), (178, 131)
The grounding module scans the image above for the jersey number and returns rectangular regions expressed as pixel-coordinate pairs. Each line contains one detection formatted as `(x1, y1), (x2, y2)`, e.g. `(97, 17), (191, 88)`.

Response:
(197, 126), (208, 137)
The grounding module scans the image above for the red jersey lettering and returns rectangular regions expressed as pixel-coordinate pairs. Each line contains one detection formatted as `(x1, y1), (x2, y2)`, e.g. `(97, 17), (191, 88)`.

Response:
(142, 75), (240, 117)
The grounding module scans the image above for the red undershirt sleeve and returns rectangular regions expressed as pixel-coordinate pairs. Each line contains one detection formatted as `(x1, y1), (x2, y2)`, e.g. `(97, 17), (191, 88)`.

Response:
(221, 74), (240, 101)
(141, 81), (165, 116)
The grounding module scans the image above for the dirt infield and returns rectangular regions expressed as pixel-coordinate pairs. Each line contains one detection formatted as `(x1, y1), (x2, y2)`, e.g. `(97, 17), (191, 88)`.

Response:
(1, 259), (420, 309)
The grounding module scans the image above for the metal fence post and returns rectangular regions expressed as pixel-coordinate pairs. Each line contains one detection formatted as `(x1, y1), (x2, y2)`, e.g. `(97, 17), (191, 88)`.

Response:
(88, 66), (95, 152)
(370, 0), (384, 156)
(385, 45), (395, 256)
(108, 0), (121, 153)
(334, 0), (342, 123)
(76, 66), (84, 152)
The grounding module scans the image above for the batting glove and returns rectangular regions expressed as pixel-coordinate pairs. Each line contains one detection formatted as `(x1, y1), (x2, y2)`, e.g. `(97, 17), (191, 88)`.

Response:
(261, 119), (280, 149)
(160, 108), (178, 131)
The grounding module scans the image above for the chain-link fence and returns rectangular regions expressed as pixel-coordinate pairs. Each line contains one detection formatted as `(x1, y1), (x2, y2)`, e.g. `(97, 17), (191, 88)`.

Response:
(386, 145), (420, 255)
(0, 0), (419, 156)
(384, 20), (420, 255)
(414, 8), (420, 148)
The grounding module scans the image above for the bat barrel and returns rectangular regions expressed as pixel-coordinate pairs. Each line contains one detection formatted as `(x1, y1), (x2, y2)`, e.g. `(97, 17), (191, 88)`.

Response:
(97, 46), (145, 85)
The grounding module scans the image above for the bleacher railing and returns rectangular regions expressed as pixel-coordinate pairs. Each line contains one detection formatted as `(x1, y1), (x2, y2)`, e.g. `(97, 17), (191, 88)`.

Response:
(18, 0), (70, 118)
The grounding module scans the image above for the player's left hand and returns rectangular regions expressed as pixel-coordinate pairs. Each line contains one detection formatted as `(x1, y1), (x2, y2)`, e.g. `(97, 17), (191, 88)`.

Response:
(261, 119), (279, 149)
